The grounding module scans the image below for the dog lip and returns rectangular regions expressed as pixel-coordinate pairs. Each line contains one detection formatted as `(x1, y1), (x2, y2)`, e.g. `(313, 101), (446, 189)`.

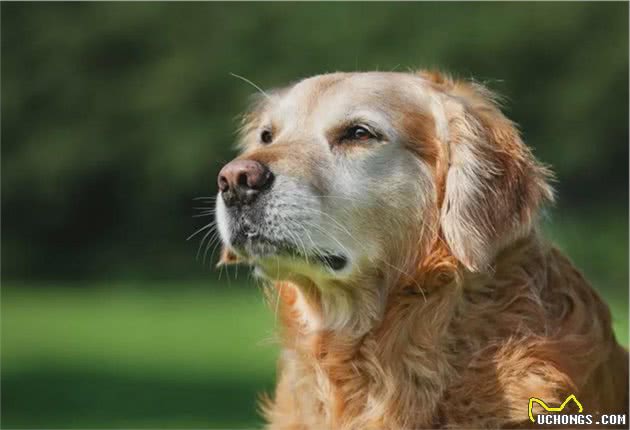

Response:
(316, 254), (348, 271)
(281, 248), (348, 272)
(237, 237), (348, 271)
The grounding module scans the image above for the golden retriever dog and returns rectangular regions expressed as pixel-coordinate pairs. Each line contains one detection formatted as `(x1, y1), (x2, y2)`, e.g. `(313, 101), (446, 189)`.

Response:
(214, 71), (628, 429)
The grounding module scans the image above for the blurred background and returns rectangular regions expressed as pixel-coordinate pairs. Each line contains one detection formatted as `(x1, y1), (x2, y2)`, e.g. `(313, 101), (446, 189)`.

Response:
(2, 2), (628, 428)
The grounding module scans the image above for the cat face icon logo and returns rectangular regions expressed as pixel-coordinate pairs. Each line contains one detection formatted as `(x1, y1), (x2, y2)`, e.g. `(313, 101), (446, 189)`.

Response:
(528, 394), (584, 422)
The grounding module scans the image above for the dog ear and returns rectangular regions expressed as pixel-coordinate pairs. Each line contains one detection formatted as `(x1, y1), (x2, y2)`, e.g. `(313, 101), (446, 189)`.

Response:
(426, 74), (554, 272)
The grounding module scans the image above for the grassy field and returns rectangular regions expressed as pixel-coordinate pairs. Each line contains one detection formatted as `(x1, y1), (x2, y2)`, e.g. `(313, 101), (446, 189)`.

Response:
(1, 283), (279, 428)
(2, 279), (627, 429)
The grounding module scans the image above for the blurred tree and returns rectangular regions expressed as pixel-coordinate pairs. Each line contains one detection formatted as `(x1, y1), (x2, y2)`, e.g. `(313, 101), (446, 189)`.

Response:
(1, 2), (627, 287)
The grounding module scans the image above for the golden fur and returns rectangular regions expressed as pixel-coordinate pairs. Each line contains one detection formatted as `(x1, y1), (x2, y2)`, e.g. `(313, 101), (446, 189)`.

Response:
(217, 71), (628, 429)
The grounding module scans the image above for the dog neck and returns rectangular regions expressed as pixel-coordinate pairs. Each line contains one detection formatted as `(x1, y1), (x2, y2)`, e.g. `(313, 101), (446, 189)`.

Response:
(269, 231), (553, 427)
(273, 231), (549, 353)
(274, 271), (388, 338)
(268, 239), (464, 427)
(274, 233), (464, 337)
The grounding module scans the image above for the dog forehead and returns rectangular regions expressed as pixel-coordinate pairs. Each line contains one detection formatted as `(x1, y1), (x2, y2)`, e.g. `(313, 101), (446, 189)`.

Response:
(274, 72), (430, 123)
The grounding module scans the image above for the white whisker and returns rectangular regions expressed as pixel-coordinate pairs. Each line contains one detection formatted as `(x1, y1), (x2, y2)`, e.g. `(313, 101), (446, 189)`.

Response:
(230, 72), (270, 99)
(197, 227), (217, 260)
(187, 223), (214, 241)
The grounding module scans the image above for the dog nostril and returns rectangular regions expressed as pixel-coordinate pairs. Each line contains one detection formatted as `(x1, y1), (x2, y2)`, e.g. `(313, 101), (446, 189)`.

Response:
(218, 175), (229, 192)
(237, 172), (249, 188)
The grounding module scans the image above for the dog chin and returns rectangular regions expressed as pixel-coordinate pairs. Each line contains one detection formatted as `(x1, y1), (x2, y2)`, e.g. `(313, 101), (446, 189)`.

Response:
(228, 236), (351, 280)
(248, 242), (349, 272)
(252, 255), (352, 284)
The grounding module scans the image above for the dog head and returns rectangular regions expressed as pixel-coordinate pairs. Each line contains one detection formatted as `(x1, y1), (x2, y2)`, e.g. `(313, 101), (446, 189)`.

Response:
(215, 71), (553, 286)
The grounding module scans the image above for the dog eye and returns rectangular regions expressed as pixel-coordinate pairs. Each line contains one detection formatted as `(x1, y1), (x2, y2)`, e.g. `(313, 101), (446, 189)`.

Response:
(344, 126), (374, 142)
(260, 130), (273, 144)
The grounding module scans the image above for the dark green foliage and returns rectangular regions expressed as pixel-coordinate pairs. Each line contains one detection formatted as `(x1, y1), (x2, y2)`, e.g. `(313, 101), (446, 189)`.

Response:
(2, 2), (627, 284)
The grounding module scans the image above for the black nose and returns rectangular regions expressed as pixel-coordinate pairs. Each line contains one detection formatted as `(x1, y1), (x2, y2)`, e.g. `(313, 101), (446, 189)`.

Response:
(217, 159), (274, 207)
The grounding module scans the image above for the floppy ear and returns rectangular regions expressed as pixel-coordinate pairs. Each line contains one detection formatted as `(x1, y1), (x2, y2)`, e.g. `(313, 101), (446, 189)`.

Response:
(431, 76), (554, 272)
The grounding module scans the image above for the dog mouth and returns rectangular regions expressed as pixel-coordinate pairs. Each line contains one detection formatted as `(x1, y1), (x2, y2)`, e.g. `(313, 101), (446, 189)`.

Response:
(217, 195), (350, 273)
(255, 243), (348, 272)
(231, 229), (348, 272)
(315, 254), (348, 271)
(271, 246), (348, 271)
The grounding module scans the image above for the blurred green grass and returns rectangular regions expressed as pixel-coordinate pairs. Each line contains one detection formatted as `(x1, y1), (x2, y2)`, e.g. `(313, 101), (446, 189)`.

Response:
(2, 276), (626, 428)
(1, 283), (279, 428)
